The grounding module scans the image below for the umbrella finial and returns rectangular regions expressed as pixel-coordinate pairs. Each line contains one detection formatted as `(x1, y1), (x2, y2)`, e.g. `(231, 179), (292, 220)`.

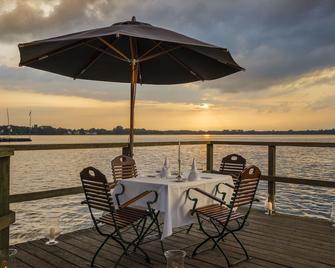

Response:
(131, 16), (136, 22)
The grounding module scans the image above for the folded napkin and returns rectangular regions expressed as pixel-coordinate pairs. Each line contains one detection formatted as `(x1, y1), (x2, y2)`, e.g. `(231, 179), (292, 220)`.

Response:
(160, 157), (171, 178)
(188, 158), (200, 181)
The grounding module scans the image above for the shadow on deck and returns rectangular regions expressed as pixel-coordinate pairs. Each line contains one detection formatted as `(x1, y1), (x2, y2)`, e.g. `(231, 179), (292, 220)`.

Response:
(11, 209), (335, 268)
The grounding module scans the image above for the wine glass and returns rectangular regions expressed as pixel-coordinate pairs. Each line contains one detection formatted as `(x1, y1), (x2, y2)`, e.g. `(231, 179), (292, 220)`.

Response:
(165, 250), (186, 268)
(45, 218), (61, 245)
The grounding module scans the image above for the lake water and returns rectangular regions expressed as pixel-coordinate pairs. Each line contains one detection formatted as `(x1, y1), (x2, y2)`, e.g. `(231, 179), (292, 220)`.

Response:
(3, 134), (335, 245)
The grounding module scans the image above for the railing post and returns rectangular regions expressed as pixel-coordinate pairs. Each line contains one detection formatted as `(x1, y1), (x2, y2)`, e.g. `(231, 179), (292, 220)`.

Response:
(206, 142), (214, 172)
(268, 145), (276, 214)
(122, 146), (130, 156)
(0, 149), (14, 261)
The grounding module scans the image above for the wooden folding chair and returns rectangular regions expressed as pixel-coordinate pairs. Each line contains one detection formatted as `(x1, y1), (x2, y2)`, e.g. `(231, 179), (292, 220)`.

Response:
(187, 166), (261, 267)
(80, 166), (158, 267)
(220, 154), (246, 183)
(111, 155), (138, 180)
(111, 154), (164, 250)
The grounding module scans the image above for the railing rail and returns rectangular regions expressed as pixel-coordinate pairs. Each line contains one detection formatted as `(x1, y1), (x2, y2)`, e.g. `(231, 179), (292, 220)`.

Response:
(1, 140), (335, 255)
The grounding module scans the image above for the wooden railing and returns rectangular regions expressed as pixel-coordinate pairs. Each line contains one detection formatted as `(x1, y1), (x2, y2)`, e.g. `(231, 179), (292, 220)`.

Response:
(1, 140), (335, 255)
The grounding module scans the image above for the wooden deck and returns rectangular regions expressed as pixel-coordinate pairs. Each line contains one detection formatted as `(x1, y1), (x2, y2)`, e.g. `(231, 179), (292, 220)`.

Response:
(10, 209), (335, 268)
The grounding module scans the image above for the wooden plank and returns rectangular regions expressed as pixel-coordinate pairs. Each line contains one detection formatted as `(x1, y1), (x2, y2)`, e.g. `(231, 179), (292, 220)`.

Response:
(0, 153), (11, 257)
(16, 241), (78, 267)
(268, 145), (276, 213)
(206, 143), (214, 172)
(0, 149), (14, 158)
(14, 245), (53, 267)
(1, 141), (335, 152)
(0, 210), (15, 231)
(12, 210), (335, 268)
(0, 141), (210, 151)
(212, 141), (335, 147)
(9, 186), (83, 203)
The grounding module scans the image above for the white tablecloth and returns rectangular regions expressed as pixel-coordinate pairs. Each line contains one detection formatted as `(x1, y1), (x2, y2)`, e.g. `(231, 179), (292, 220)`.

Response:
(113, 173), (233, 239)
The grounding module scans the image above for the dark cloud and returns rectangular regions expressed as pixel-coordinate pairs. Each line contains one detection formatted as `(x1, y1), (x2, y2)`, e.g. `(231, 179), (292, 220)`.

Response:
(0, 0), (334, 98)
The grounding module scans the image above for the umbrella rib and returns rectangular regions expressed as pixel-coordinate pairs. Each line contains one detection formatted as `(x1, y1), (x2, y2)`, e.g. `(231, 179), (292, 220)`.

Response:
(19, 40), (86, 67)
(73, 49), (105, 80)
(137, 45), (182, 63)
(98, 37), (130, 62)
(138, 41), (162, 61)
(85, 43), (128, 62)
(155, 42), (204, 81)
(74, 39), (121, 79)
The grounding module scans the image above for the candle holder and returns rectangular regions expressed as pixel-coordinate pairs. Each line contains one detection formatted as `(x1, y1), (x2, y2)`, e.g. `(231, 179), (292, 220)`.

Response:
(176, 141), (183, 181)
(176, 159), (182, 181)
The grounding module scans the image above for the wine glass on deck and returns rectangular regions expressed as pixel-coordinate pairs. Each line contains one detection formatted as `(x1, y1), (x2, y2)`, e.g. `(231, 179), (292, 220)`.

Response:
(165, 250), (186, 268)
(45, 218), (61, 245)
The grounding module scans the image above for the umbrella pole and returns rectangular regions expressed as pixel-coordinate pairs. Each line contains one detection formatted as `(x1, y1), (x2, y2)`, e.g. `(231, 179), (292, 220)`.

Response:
(129, 60), (139, 158)
(129, 63), (135, 157)
(129, 34), (139, 158)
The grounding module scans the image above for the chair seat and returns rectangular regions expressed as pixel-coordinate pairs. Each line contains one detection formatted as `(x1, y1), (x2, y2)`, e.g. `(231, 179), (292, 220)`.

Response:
(194, 204), (244, 224)
(99, 207), (149, 228)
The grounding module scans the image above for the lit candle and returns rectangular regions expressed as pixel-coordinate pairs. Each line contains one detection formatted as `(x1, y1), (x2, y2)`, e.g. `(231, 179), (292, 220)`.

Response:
(1, 260), (8, 268)
(268, 201), (273, 214)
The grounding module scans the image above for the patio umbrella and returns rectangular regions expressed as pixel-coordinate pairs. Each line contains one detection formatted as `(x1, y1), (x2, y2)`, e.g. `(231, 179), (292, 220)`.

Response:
(18, 16), (244, 156)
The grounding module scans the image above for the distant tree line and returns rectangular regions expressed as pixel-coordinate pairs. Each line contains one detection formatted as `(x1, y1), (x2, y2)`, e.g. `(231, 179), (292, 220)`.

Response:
(1, 125), (335, 135)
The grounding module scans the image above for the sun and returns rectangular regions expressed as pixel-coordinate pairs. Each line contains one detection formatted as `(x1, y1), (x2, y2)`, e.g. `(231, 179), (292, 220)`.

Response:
(199, 103), (210, 109)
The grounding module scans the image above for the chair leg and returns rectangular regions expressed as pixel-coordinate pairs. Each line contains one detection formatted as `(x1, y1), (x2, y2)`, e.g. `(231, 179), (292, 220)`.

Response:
(128, 218), (152, 264)
(153, 211), (165, 254)
(186, 223), (193, 234)
(230, 231), (250, 265)
(213, 240), (231, 268)
(192, 236), (212, 256)
(91, 235), (110, 267)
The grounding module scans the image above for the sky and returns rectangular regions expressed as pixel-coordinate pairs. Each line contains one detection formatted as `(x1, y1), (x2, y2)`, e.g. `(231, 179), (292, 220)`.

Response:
(0, 0), (335, 130)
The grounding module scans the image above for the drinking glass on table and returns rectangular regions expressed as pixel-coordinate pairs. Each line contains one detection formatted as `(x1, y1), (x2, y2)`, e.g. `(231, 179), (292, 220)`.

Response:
(45, 217), (61, 245)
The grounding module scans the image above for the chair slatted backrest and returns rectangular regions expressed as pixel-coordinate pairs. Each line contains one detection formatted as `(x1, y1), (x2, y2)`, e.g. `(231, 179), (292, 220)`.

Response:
(80, 167), (114, 213)
(111, 155), (138, 180)
(230, 166), (261, 209)
(220, 154), (246, 183)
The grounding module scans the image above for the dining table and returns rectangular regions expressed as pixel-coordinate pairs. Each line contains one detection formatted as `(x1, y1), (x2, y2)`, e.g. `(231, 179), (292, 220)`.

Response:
(113, 173), (234, 239)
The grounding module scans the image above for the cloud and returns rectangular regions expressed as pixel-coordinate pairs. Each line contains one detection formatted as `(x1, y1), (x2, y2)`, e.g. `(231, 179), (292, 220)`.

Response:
(0, 0), (335, 129)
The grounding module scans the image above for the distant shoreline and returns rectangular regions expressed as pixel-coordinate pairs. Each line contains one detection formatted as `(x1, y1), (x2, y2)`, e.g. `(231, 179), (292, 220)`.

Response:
(1, 125), (335, 136)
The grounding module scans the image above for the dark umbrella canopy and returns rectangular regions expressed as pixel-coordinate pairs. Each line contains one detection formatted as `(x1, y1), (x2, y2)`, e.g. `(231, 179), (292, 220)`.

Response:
(18, 17), (244, 156)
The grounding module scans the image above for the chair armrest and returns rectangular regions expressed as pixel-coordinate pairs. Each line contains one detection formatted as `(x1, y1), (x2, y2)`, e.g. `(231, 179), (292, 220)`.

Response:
(193, 188), (226, 205)
(215, 182), (234, 201)
(187, 187), (226, 215)
(108, 181), (117, 190)
(119, 190), (158, 212)
(120, 190), (151, 208)
(114, 183), (125, 207)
